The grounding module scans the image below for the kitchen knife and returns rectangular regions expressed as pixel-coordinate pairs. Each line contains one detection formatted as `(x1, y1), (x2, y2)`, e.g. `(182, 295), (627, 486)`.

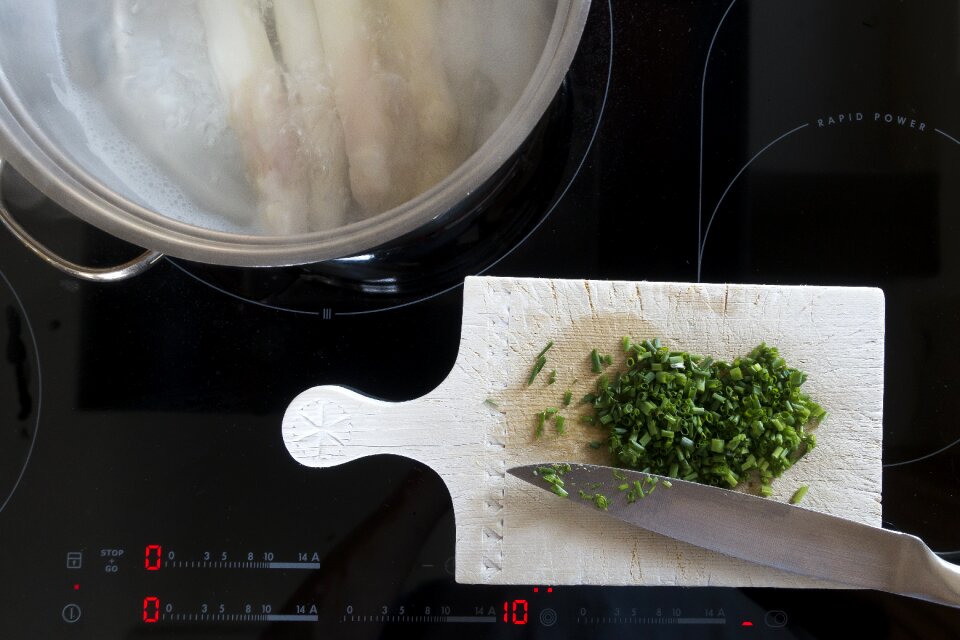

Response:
(508, 462), (960, 608)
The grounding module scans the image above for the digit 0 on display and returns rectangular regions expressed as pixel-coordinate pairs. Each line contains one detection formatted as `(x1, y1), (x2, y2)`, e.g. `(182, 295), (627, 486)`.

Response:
(143, 597), (160, 623)
(144, 545), (162, 571)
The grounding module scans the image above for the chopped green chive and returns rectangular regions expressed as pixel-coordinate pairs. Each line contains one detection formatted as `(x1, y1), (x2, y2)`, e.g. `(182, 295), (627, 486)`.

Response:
(555, 415), (566, 435)
(548, 369), (557, 385)
(562, 390), (573, 407)
(528, 355), (547, 385)
(590, 349), (603, 373)
(535, 463), (572, 498)
(537, 340), (555, 360)
(790, 485), (809, 504)
(581, 339), (823, 497)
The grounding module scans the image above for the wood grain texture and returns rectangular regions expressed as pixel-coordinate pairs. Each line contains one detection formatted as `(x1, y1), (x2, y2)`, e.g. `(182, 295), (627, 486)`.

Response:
(282, 276), (885, 587)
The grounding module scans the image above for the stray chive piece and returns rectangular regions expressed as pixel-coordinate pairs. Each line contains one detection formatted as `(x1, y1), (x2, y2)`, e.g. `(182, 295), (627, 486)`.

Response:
(533, 463), (571, 498)
(790, 485), (809, 504)
(483, 398), (499, 410)
(528, 355), (548, 386)
(555, 415), (566, 435)
(534, 412), (546, 439)
(548, 369), (558, 385)
(576, 491), (610, 510)
(590, 349), (603, 373)
(537, 340), (555, 360)
(589, 441), (602, 449)
(563, 390), (573, 407)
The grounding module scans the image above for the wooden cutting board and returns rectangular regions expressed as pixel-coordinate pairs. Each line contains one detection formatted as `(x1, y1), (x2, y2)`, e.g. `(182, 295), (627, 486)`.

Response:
(282, 276), (885, 588)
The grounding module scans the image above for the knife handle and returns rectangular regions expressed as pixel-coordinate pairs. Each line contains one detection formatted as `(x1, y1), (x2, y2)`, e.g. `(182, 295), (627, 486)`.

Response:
(900, 534), (960, 608)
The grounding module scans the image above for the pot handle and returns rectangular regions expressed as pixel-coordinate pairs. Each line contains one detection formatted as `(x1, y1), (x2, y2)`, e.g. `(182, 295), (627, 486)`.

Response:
(0, 158), (163, 282)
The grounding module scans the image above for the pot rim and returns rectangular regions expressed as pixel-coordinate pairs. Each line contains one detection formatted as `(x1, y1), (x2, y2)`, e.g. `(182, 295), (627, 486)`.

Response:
(0, 0), (592, 267)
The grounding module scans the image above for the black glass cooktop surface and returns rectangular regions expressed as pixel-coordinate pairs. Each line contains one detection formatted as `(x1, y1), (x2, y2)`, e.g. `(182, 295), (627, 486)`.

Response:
(1, 1), (959, 638)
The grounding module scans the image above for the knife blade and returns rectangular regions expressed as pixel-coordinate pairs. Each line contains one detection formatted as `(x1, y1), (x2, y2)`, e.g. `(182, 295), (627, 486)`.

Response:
(507, 462), (960, 608)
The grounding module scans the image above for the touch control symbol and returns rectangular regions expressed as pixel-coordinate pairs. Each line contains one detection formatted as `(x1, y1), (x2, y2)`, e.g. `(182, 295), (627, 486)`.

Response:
(62, 604), (81, 623)
(765, 610), (788, 628)
(66, 552), (82, 570)
(539, 608), (558, 627)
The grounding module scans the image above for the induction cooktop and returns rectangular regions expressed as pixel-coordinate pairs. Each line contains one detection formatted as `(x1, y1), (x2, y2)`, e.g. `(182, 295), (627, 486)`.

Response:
(1, 1), (959, 638)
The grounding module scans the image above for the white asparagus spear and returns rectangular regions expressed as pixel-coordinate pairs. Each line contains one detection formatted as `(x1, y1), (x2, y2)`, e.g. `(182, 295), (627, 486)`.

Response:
(198, 0), (311, 234)
(382, 0), (459, 147)
(272, 0), (352, 230)
(380, 0), (463, 194)
(312, 0), (409, 214)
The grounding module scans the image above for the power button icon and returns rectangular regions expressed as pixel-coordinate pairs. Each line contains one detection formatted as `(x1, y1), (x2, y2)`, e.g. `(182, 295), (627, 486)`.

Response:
(765, 610), (788, 628)
(62, 604), (82, 624)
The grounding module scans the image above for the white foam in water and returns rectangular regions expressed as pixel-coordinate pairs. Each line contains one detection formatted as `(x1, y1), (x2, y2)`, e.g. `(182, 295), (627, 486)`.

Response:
(438, 0), (556, 144)
(50, 80), (256, 233)
(50, 0), (557, 236)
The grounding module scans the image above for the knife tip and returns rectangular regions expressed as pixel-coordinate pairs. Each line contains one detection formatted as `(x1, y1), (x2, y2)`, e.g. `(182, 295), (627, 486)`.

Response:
(505, 465), (527, 479)
(506, 462), (579, 481)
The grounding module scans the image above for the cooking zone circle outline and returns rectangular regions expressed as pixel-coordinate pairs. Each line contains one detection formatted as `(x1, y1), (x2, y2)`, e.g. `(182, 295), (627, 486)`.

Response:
(0, 268), (41, 515)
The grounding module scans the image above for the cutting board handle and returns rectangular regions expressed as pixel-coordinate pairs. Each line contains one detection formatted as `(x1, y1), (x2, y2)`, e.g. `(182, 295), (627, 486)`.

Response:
(282, 385), (428, 467)
(282, 381), (494, 473)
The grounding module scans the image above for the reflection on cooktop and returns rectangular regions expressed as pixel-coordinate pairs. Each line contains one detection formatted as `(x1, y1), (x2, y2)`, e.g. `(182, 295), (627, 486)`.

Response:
(0, 270), (39, 515)
(748, 171), (939, 281)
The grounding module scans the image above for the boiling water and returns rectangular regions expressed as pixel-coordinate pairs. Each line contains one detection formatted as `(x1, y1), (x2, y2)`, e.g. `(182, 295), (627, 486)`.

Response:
(52, 0), (557, 235)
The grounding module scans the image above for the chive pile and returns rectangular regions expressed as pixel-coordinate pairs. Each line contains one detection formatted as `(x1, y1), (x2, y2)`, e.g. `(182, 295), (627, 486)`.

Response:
(585, 338), (824, 495)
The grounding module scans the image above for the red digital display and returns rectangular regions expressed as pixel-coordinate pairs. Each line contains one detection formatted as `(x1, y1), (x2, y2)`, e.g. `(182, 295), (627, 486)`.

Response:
(502, 600), (528, 625)
(143, 596), (160, 623)
(145, 545), (162, 571)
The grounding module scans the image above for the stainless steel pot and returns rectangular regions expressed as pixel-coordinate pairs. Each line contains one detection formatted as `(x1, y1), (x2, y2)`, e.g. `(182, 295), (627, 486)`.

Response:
(0, 0), (590, 280)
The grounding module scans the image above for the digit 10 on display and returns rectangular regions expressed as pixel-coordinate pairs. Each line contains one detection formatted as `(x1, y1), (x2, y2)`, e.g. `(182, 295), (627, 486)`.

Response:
(503, 600), (528, 625)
